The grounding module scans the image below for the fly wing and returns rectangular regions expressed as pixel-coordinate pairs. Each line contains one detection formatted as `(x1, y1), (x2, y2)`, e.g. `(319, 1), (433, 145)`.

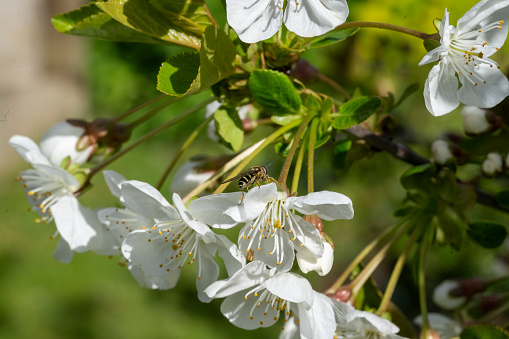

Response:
(220, 168), (259, 184)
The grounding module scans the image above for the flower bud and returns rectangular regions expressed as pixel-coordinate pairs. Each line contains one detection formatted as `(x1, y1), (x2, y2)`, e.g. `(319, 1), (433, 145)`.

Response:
(461, 106), (501, 135)
(419, 328), (440, 339)
(303, 214), (324, 233)
(39, 121), (93, 166)
(482, 152), (503, 177)
(296, 233), (334, 276)
(431, 140), (454, 165)
(327, 286), (352, 303)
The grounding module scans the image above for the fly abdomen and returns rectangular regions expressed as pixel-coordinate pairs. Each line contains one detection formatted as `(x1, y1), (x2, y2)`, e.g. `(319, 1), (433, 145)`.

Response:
(238, 175), (255, 189)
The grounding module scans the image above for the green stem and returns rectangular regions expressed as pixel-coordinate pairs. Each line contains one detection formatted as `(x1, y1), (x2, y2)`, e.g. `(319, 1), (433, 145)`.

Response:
(307, 118), (319, 193)
(182, 139), (266, 204)
(377, 222), (422, 315)
(349, 221), (413, 298)
(278, 114), (313, 188)
(336, 21), (434, 41)
(155, 112), (215, 190)
(112, 93), (168, 122)
(417, 225), (433, 330)
(216, 118), (303, 195)
(325, 222), (403, 294)
(291, 132), (307, 195)
(316, 74), (351, 100)
(78, 97), (214, 194)
(128, 97), (181, 128)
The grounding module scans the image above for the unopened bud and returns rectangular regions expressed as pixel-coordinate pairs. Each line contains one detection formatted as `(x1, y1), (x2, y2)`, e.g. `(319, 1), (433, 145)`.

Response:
(303, 214), (324, 232)
(482, 152), (503, 177)
(331, 286), (352, 303)
(431, 140), (454, 165)
(461, 106), (501, 135)
(296, 233), (334, 276)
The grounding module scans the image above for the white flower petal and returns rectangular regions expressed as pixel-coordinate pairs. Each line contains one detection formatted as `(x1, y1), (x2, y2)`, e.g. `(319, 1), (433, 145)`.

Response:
(433, 279), (466, 309)
(297, 292), (336, 339)
(220, 291), (280, 329)
(423, 63), (460, 116)
(226, 0), (283, 43)
(103, 170), (127, 199)
(128, 264), (181, 290)
(53, 238), (73, 263)
(122, 230), (174, 276)
(196, 243), (220, 303)
(39, 121), (92, 166)
(9, 135), (51, 166)
(205, 261), (273, 298)
(279, 316), (300, 339)
(263, 272), (314, 304)
(120, 181), (178, 220)
(458, 64), (509, 108)
(414, 313), (462, 339)
(297, 239), (334, 276)
(238, 223), (295, 272)
(418, 45), (448, 66)
(189, 191), (243, 229)
(214, 234), (246, 277)
(225, 183), (278, 223)
(287, 191), (354, 220)
(457, 0), (509, 46)
(284, 0), (348, 37)
(51, 195), (99, 252)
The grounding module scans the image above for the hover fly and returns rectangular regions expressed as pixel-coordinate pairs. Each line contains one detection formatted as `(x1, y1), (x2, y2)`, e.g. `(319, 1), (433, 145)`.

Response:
(221, 165), (269, 204)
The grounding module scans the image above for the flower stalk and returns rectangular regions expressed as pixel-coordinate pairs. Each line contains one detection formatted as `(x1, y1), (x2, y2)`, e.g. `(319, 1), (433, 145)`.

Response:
(336, 21), (433, 40)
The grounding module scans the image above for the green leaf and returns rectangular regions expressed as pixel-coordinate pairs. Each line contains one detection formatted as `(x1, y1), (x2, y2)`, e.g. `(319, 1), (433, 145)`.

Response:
(96, 0), (208, 49)
(157, 52), (201, 96)
(51, 4), (171, 44)
(214, 106), (244, 151)
(332, 96), (382, 129)
(157, 26), (236, 96)
(467, 221), (508, 249)
(461, 324), (509, 339)
(400, 163), (437, 192)
(271, 115), (302, 126)
(307, 27), (359, 49)
(496, 190), (509, 209)
(249, 70), (302, 115)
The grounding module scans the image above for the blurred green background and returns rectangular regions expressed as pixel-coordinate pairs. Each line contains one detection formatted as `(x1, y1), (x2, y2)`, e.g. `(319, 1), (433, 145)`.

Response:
(1, 0), (509, 338)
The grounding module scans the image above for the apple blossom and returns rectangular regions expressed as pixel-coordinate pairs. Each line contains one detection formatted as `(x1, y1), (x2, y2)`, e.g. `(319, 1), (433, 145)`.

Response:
(9, 135), (101, 259)
(190, 182), (353, 272)
(419, 0), (509, 116)
(226, 0), (349, 43)
(205, 261), (336, 338)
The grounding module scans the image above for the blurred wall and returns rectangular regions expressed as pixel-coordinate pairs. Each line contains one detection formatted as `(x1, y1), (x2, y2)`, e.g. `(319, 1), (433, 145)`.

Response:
(0, 0), (88, 174)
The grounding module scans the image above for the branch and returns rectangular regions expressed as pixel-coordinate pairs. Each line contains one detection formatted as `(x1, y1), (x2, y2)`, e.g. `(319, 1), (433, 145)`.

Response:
(343, 125), (509, 214)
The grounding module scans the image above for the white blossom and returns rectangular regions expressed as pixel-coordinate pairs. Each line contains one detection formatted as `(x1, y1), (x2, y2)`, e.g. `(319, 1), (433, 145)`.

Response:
(205, 261), (336, 338)
(190, 183), (353, 272)
(226, 0), (349, 43)
(419, 0), (509, 116)
(296, 235), (334, 276)
(9, 135), (101, 261)
(332, 300), (406, 339)
(118, 180), (244, 301)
